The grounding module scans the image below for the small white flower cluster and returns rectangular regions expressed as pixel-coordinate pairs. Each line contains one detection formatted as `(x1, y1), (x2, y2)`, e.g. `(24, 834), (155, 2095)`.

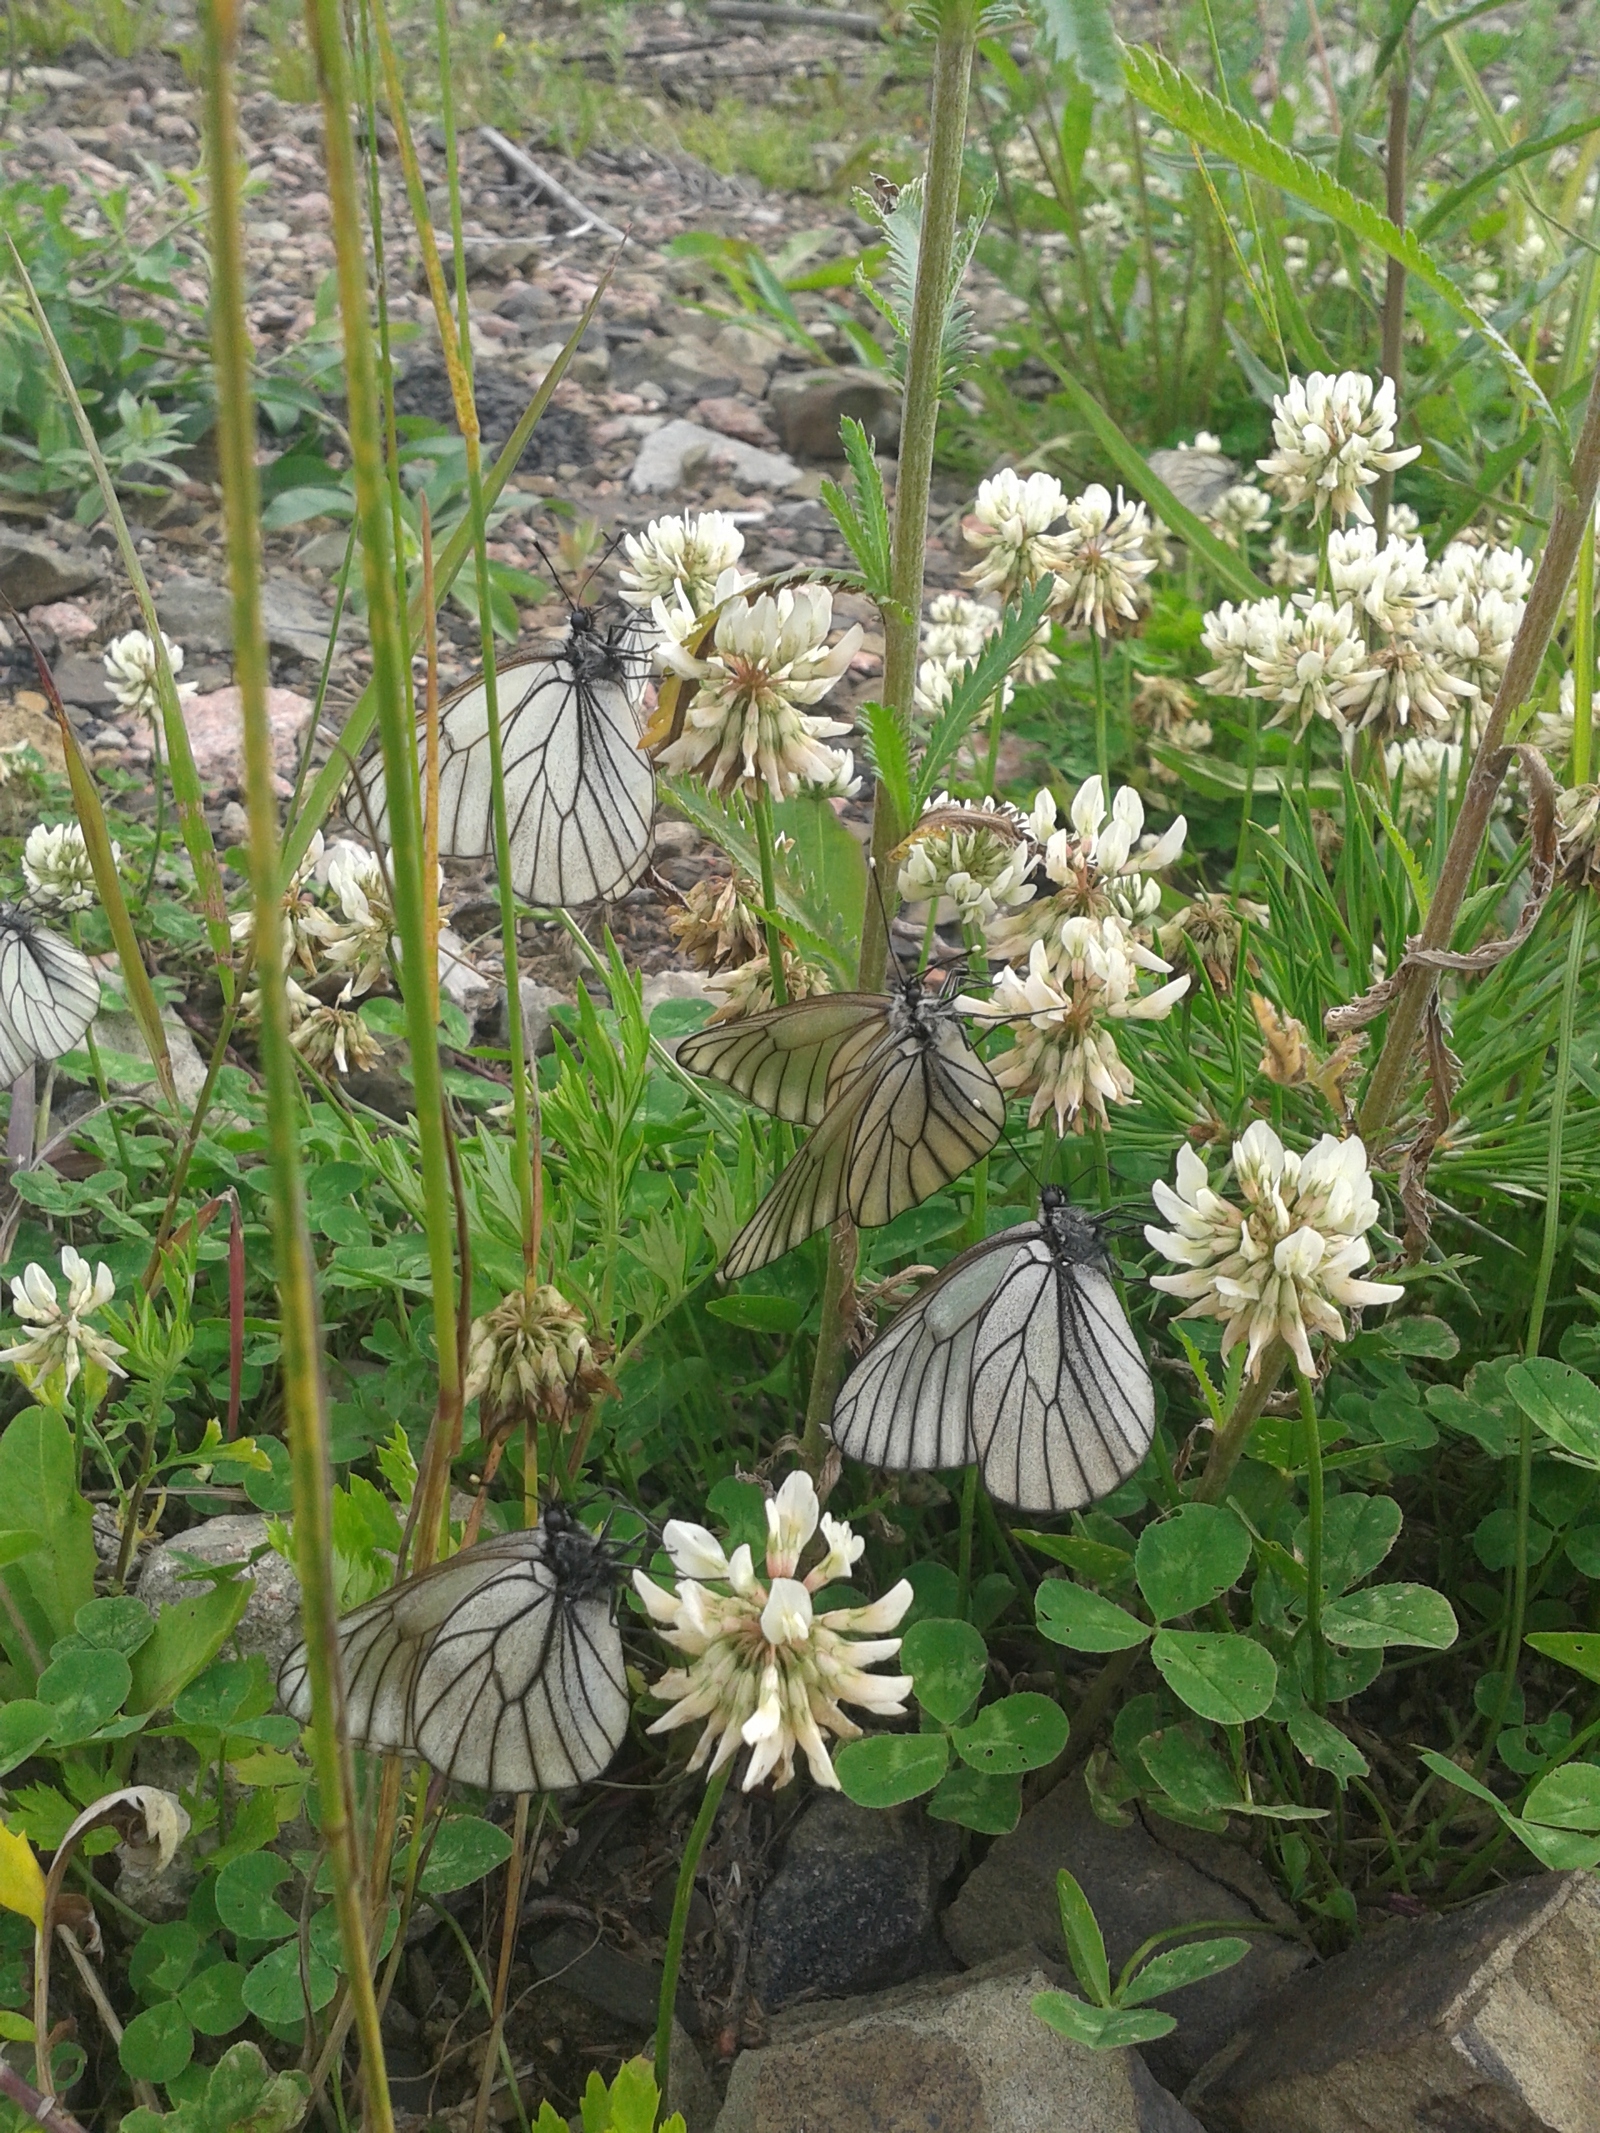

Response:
(950, 777), (1190, 1133)
(1145, 1123), (1403, 1379)
(0, 1246), (126, 1398)
(102, 630), (195, 720)
(962, 472), (1157, 638)
(624, 511), (862, 803)
(633, 1470), (913, 1793)
(23, 821), (120, 914)
(894, 793), (1035, 929)
(1256, 371), (1420, 524)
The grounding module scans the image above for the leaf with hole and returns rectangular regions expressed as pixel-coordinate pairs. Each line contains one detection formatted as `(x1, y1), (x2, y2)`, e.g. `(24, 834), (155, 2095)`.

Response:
(1322, 1584), (1457, 1650)
(1150, 1632), (1277, 1724)
(1303, 1494), (1403, 1598)
(1035, 1580), (1148, 1652)
(1135, 1506), (1252, 1622)
(1507, 1359), (1600, 1468)
(951, 1692), (1068, 1775)
(1527, 1632), (1600, 1688)
(1286, 1709), (1369, 1783)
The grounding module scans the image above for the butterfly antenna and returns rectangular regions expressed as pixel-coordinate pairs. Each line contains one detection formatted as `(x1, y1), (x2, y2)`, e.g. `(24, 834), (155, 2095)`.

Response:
(867, 858), (907, 990)
(528, 536), (577, 613)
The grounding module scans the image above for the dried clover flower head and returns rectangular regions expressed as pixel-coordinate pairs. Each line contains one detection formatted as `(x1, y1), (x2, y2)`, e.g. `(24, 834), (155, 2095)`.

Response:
(963, 469), (1068, 601)
(632, 1469), (913, 1793)
(670, 872), (767, 975)
(290, 1005), (382, 1077)
(707, 948), (834, 1022)
(1157, 891), (1267, 993)
(1145, 1123), (1403, 1379)
(1256, 371), (1420, 524)
(465, 1281), (614, 1428)
(894, 796), (1035, 926)
(23, 821), (117, 913)
(1557, 782), (1600, 887)
(1045, 484), (1157, 638)
(653, 583), (859, 801)
(0, 1246), (126, 1399)
(620, 511), (748, 615)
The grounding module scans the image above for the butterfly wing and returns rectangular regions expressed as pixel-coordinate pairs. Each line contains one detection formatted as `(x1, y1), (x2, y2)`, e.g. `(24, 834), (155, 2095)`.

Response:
(1146, 447), (1238, 516)
(831, 1221), (1040, 1475)
(720, 1009), (1004, 1279)
(410, 1542), (628, 1793)
(677, 995), (892, 1126)
(969, 1247), (1155, 1511)
(0, 921), (99, 1085)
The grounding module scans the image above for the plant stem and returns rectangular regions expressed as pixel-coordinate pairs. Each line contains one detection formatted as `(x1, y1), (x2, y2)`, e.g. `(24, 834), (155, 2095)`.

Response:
(1575, 520), (1594, 785)
(752, 787), (789, 1007)
(956, 1461), (977, 1616)
(1193, 1339), (1287, 1504)
(1373, 39), (1411, 545)
(472, 1792), (534, 2133)
(1295, 1367), (1327, 1715)
(1234, 700), (1259, 885)
(1091, 629), (1109, 795)
(1360, 346), (1600, 1148)
(655, 1764), (732, 2103)
(0, 2062), (87, 2133)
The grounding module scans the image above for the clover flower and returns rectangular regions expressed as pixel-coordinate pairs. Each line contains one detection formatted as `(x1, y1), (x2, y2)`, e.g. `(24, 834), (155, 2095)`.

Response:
(1244, 598), (1380, 736)
(990, 778), (1184, 967)
(102, 630), (192, 720)
(1327, 526), (1433, 634)
(0, 1246), (126, 1398)
(1157, 891), (1267, 994)
(893, 796), (1035, 927)
(923, 591), (1000, 666)
(1132, 676), (1212, 783)
(962, 923), (1188, 1134)
(319, 842), (402, 1002)
(1256, 371), (1420, 523)
(653, 583), (859, 801)
(230, 830), (337, 978)
(1210, 484), (1273, 547)
(290, 1005), (382, 1077)
(1046, 484), (1157, 638)
(1382, 734), (1482, 821)
(1351, 618), (1477, 739)
(1198, 599), (1277, 697)
(1268, 533), (1319, 589)
(670, 872), (767, 975)
(707, 947), (833, 1022)
(633, 1470), (913, 1792)
(620, 511), (748, 615)
(465, 1281), (613, 1431)
(1145, 1123), (1403, 1379)
(1529, 672), (1579, 765)
(962, 469), (1067, 601)
(1431, 540), (1530, 699)
(23, 821), (117, 913)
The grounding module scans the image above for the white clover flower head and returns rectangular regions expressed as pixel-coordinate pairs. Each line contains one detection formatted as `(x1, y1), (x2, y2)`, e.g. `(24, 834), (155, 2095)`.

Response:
(1210, 484), (1273, 546)
(1268, 533), (1319, 589)
(923, 592), (1000, 666)
(1244, 597), (1380, 737)
(1145, 1125), (1403, 1378)
(1384, 734), (1463, 818)
(1198, 599), (1279, 698)
(895, 796), (1035, 925)
(963, 469), (1068, 601)
(1431, 540), (1530, 698)
(1256, 371), (1421, 524)
(230, 831), (334, 976)
(1353, 617), (1478, 740)
(0, 1246), (126, 1397)
(23, 821), (117, 913)
(620, 511), (749, 615)
(319, 842), (414, 1002)
(102, 630), (190, 717)
(1327, 526), (1433, 634)
(632, 1470), (913, 1792)
(988, 780), (1183, 968)
(705, 946), (834, 1023)
(1046, 484), (1157, 638)
(654, 583), (859, 802)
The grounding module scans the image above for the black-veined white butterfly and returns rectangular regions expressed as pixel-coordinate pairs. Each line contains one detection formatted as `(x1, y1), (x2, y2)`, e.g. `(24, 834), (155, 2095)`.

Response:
(830, 1187), (1155, 1512)
(277, 1507), (628, 1794)
(1146, 447), (1238, 518)
(0, 908), (100, 1086)
(678, 970), (1007, 1280)
(356, 601), (655, 909)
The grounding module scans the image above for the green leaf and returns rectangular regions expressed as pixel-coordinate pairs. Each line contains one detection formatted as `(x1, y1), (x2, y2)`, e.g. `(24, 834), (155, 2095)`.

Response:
(127, 1579), (252, 1716)
(173, 1657), (275, 1732)
(833, 1732), (951, 1807)
(858, 700), (914, 831)
(1120, 1937), (1251, 2007)
(1374, 1315), (1459, 1359)
(119, 2000), (194, 2085)
(201, 2043), (311, 2133)
(0, 1535), (41, 1570)
(240, 1941), (339, 2025)
(1286, 1709), (1370, 1783)
(1527, 1631), (1600, 1688)
(951, 1692), (1068, 1775)
(73, 1595), (156, 1657)
(1321, 1584), (1458, 1650)
(1120, 43), (1562, 452)
(0, 1408), (96, 1657)
(214, 1853), (297, 1943)
(702, 1293), (809, 1334)
(903, 1617), (988, 1725)
(912, 578), (1056, 813)
(1507, 1359), (1600, 1468)
(130, 1923), (201, 2002)
(926, 1765), (1022, 1834)
(1032, 1990), (1174, 2049)
(39, 1647), (131, 1744)
(1135, 1726), (1239, 1814)
(1031, 0), (1123, 98)
(819, 418), (894, 603)
(1135, 1505), (1252, 1622)
(1035, 1580), (1149, 1652)
(180, 1960), (248, 2038)
(1015, 1531), (1132, 1585)
(1150, 1631), (1278, 1724)
(0, 1701), (53, 1778)
(1054, 1868), (1111, 2004)
(1522, 1763), (1600, 1833)
(1303, 1493), (1402, 1598)
(417, 1815), (514, 1896)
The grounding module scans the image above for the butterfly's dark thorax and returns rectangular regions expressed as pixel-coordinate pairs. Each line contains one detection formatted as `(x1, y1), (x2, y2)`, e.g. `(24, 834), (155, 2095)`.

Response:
(1039, 1188), (1109, 1272)
(563, 605), (645, 691)
(539, 1505), (618, 1605)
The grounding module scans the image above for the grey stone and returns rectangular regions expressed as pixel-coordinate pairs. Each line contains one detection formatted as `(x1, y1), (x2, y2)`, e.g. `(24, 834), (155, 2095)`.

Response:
(0, 532), (104, 608)
(426, 234), (547, 282)
(1185, 1871), (1600, 2133)
(294, 530), (351, 572)
(526, 1922), (693, 2031)
(710, 320), (787, 375)
(437, 927), (495, 1026)
(612, 339), (745, 400)
(157, 573), (234, 653)
(666, 2021), (721, 2133)
(653, 819), (699, 858)
(766, 368), (901, 460)
(91, 1004), (210, 1109)
(751, 1794), (956, 2011)
(496, 280), (557, 322)
(136, 1513), (302, 1677)
(49, 654), (116, 709)
(628, 419), (802, 497)
(517, 977), (570, 1057)
(261, 577), (338, 660)
(942, 1774), (1310, 2093)
(640, 968), (717, 1017)
(712, 1957), (1205, 2133)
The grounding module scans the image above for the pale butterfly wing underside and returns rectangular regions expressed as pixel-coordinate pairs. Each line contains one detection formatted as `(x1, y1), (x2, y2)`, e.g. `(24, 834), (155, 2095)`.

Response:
(831, 1205), (1156, 1512)
(686, 997), (1006, 1281)
(361, 649), (655, 909)
(0, 916), (100, 1086)
(1145, 448), (1239, 518)
(277, 1528), (628, 1794)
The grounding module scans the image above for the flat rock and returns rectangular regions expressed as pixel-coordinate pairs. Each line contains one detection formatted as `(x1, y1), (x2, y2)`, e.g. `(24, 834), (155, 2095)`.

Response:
(713, 1958), (1204, 2133)
(91, 1004), (210, 1109)
(182, 685), (312, 792)
(425, 234), (547, 283)
(0, 532), (104, 608)
(262, 577), (338, 660)
(1185, 1871), (1600, 2133)
(157, 573), (234, 653)
(628, 418), (802, 497)
(516, 977), (571, 1057)
(27, 600), (96, 644)
(942, 1773), (1310, 2093)
(437, 927), (495, 1026)
(750, 1794), (956, 2011)
(136, 1512), (302, 1676)
(0, 692), (65, 772)
(525, 1922), (693, 2032)
(767, 368), (901, 459)
(50, 653), (116, 710)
